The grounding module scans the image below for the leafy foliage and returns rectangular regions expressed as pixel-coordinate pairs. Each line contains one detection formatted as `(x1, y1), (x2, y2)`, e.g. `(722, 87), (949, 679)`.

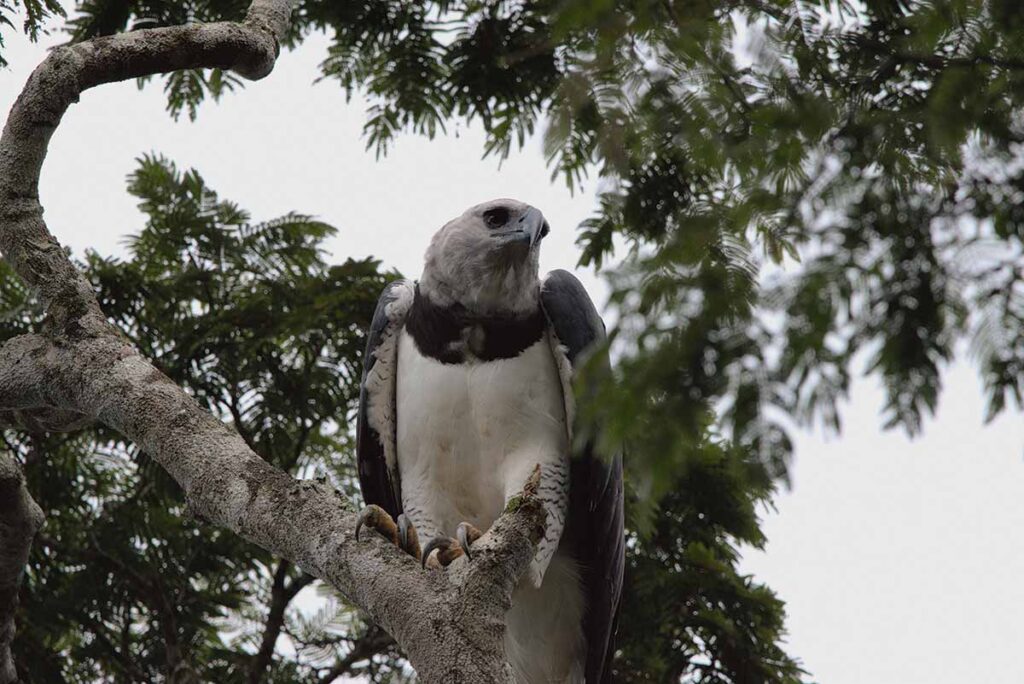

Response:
(8, 0), (1024, 681)
(0, 0), (63, 66)
(49, 0), (1024, 480)
(614, 436), (803, 684)
(1, 151), (804, 681)
(3, 155), (407, 682)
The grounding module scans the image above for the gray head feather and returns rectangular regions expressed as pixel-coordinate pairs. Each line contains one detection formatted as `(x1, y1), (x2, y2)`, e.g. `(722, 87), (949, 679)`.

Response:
(420, 198), (550, 315)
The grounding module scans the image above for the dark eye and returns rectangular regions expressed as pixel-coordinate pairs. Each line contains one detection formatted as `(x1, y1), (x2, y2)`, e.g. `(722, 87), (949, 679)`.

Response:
(482, 207), (509, 228)
(540, 221), (550, 238)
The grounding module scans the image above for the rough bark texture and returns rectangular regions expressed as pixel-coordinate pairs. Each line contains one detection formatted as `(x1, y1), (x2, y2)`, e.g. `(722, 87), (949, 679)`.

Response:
(0, 2), (545, 681)
(0, 453), (44, 683)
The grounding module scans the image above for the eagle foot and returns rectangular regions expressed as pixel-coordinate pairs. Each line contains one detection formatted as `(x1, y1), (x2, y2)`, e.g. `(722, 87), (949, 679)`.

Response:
(355, 505), (422, 560)
(421, 522), (483, 569)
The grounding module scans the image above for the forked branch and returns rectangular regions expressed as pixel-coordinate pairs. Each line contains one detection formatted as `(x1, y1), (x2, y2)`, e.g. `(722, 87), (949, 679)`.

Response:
(0, 2), (545, 681)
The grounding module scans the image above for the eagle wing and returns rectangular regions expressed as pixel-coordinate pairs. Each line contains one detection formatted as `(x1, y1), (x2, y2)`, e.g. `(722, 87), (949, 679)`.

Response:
(540, 269), (625, 684)
(356, 279), (415, 518)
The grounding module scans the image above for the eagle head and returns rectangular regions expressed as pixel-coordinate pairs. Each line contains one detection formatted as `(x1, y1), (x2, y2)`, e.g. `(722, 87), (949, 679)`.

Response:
(420, 199), (550, 315)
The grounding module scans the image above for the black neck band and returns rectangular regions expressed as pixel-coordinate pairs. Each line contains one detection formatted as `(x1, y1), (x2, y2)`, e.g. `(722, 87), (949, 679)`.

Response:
(405, 284), (546, 363)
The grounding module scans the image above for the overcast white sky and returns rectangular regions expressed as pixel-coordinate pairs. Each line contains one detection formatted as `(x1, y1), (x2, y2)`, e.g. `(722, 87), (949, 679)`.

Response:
(2, 22), (1024, 684)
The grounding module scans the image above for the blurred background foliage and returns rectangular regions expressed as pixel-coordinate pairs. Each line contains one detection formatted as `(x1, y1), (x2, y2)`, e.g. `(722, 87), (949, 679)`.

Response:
(2, 156), (798, 682)
(2, 155), (409, 682)
(5, 0), (1024, 682)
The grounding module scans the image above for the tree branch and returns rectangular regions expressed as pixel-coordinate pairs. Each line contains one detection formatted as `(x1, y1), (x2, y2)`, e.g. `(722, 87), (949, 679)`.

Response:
(317, 625), (397, 684)
(0, 2), (549, 680)
(0, 6), (287, 338)
(0, 453), (44, 684)
(247, 559), (313, 683)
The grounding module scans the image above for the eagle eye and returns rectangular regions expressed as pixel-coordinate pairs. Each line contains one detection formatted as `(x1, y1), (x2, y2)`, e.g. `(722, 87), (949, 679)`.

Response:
(482, 207), (510, 229)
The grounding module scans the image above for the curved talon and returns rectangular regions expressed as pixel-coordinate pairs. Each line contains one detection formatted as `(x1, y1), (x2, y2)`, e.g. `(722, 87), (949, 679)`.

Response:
(421, 536), (450, 569)
(456, 522), (473, 561)
(398, 514), (411, 550)
(395, 513), (422, 559)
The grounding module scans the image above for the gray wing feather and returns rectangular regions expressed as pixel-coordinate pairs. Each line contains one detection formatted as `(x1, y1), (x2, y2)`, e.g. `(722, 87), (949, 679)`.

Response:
(357, 279), (414, 518)
(541, 269), (625, 684)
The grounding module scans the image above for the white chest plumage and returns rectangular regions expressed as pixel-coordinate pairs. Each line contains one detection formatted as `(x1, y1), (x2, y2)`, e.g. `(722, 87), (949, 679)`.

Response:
(394, 326), (585, 684)
(395, 327), (568, 537)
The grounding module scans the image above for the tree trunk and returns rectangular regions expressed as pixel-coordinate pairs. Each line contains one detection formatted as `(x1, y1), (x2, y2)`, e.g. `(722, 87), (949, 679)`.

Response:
(0, 2), (546, 680)
(0, 453), (44, 684)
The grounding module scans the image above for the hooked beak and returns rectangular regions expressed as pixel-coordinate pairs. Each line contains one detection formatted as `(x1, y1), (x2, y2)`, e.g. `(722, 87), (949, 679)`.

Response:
(520, 207), (549, 249)
(495, 207), (548, 250)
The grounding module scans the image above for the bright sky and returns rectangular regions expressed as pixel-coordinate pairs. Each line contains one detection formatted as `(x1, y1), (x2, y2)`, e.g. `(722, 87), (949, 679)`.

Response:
(2, 22), (1023, 684)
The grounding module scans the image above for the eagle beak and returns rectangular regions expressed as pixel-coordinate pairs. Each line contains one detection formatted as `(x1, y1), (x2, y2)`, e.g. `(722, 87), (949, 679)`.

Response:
(518, 207), (549, 249)
(492, 207), (550, 254)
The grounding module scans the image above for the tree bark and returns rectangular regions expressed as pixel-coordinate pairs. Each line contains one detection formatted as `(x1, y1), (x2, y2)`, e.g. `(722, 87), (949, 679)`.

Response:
(0, 2), (545, 681)
(0, 453), (44, 684)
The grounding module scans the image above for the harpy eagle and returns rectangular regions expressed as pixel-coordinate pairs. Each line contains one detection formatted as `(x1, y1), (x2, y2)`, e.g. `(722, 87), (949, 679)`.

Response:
(355, 199), (624, 683)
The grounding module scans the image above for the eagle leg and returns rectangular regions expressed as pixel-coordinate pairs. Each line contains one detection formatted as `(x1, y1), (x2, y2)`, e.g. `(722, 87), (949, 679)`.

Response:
(421, 522), (483, 568)
(355, 505), (422, 559)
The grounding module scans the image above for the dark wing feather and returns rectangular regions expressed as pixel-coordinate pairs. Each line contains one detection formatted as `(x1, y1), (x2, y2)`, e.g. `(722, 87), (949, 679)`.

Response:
(541, 269), (625, 684)
(356, 279), (413, 519)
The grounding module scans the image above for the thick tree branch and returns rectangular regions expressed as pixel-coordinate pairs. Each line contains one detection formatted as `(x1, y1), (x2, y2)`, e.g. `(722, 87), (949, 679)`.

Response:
(0, 6), (287, 337)
(0, 334), (91, 432)
(0, 2), (549, 679)
(0, 453), (44, 684)
(0, 298), (546, 680)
